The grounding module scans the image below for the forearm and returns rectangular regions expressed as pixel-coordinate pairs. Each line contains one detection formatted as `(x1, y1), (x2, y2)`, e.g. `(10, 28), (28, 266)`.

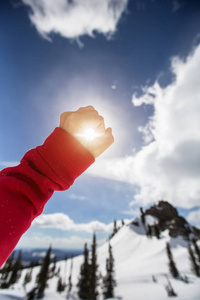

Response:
(0, 127), (94, 266)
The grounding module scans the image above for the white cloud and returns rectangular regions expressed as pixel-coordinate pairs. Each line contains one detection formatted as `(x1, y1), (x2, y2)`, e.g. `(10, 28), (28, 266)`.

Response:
(68, 193), (88, 201)
(87, 43), (200, 209)
(33, 212), (114, 233)
(21, 0), (128, 42)
(33, 213), (130, 234)
(187, 209), (200, 226)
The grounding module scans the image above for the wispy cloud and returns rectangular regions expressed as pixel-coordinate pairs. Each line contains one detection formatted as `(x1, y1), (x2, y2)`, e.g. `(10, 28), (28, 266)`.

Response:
(87, 42), (200, 209)
(68, 193), (88, 201)
(21, 0), (128, 43)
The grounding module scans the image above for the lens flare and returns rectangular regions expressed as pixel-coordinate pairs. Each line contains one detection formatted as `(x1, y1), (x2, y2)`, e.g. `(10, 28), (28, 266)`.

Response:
(82, 128), (96, 141)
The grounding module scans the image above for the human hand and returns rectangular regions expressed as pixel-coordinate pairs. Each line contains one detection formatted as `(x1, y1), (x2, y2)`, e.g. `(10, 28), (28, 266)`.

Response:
(59, 106), (114, 158)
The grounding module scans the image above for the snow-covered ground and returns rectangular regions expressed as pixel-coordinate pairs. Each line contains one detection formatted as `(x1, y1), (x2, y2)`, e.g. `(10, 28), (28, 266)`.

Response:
(0, 221), (200, 300)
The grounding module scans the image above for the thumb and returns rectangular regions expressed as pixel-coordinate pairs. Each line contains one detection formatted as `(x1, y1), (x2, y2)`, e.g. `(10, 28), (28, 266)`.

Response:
(105, 127), (114, 146)
(94, 127), (114, 158)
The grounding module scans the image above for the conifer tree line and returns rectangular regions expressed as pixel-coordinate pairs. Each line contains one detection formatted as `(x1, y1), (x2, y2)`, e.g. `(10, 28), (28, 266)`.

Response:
(1, 210), (200, 299)
(77, 233), (116, 300)
(188, 239), (200, 277)
(103, 243), (117, 299)
(0, 251), (22, 289)
(26, 245), (60, 299)
(109, 219), (125, 239)
(165, 239), (200, 282)
(0, 246), (60, 299)
(0, 233), (116, 299)
(166, 242), (180, 279)
(77, 243), (90, 299)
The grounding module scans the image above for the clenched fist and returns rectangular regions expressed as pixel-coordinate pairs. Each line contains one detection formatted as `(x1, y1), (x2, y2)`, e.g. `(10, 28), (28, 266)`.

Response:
(59, 106), (114, 158)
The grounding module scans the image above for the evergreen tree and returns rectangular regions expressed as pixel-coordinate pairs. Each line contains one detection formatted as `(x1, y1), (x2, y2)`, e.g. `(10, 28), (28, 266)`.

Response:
(192, 239), (200, 264)
(0, 251), (15, 288)
(113, 220), (118, 235)
(103, 244), (116, 299)
(36, 245), (52, 298)
(57, 276), (65, 293)
(109, 220), (119, 240)
(147, 225), (152, 238)
(140, 207), (145, 225)
(78, 235), (99, 300)
(67, 256), (73, 299)
(152, 275), (157, 283)
(8, 251), (22, 286)
(188, 245), (200, 277)
(50, 256), (57, 275)
(90, 233), (99, 300)
(166, 242), (179, 278)
(63, 255), (68, 286)
(140, 207), (147, 234)
(121, 219), (125, 227)
(77, 243), (91, 299)
(154, 224), (160, 239)
(27, 287), (37, 300)
(165, 278), (177, 297)
(23, 267), (33, 288)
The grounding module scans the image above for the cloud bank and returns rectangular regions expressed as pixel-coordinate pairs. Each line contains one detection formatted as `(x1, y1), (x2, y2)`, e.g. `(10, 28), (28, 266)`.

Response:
(33, 212), (123, 233)
(21, 0), (128, 42)
(87, 43), (200, 209)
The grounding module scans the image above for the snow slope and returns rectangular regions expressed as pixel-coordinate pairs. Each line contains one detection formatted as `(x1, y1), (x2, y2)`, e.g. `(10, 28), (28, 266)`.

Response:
(1, 221), (200, 300)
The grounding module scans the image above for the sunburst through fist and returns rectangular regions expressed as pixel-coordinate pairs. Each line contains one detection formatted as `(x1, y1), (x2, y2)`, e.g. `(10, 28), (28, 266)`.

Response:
(82, 127), (97, 141)
(60, 105), (114, 158)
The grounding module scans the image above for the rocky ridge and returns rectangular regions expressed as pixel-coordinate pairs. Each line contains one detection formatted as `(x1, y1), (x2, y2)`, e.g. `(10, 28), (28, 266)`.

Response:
(136, 200), (200, 240)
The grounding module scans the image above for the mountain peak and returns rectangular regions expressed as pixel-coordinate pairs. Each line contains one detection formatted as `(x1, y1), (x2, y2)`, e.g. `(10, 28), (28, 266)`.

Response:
(145, 200), (178, 221)
(125, 201), (200, 241)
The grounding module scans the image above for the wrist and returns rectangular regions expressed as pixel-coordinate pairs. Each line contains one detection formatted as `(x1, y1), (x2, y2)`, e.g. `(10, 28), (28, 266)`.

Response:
(37, 127), (95, 185)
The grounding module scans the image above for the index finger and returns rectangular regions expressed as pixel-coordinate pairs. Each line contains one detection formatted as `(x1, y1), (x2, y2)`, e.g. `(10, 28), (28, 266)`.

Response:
(76, 105), (98, 114)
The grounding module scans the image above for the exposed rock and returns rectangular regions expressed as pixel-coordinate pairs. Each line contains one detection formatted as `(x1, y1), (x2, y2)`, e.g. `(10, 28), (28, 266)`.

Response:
(144, 200), (178, 222)
(168, 216), (191, 239)
(144, 200), (193, 239)
(129, 200), (200, 240)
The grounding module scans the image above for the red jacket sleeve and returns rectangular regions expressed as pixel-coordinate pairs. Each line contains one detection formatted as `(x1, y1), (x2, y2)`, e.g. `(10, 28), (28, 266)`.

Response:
(0, 127), (94, 267)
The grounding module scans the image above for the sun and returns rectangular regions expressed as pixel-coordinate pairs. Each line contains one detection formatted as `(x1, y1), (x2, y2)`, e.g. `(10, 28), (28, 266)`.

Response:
(82, 128), (96, 141)
(75, 126), (99, 143)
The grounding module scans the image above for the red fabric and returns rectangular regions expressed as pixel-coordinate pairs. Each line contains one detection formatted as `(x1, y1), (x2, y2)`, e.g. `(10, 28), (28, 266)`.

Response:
(0, 127), (94, 267)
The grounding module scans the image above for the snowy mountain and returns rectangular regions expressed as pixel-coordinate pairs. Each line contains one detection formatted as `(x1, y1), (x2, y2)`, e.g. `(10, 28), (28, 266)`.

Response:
(1, 202), (200, 300)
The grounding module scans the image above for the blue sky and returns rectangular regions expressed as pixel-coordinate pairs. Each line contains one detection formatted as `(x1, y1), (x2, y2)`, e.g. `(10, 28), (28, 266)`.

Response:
(1, 0), (200, 249)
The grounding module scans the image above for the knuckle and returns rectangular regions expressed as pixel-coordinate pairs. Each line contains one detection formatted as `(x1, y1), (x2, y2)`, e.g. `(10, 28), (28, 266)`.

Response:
(98, 115), (104, 122)
(87, 105), (95, 109)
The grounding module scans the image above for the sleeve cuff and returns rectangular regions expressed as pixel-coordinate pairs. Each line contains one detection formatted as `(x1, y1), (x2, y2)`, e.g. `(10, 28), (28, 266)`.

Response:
(36, 127), (95, 187)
